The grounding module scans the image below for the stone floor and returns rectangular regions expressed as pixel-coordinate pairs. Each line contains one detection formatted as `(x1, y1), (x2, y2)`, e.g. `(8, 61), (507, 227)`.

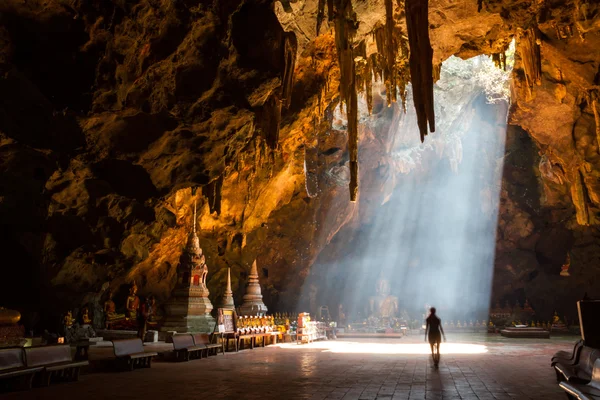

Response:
(7, 333), (573, 400)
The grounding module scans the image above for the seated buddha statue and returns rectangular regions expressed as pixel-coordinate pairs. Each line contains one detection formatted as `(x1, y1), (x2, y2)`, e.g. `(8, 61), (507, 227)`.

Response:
(368, 274), (398, 319)
(126, 282), (140, 320)
(552, 311), (562, 325)
(64, 311), (74, 328)
(104, 290), (126, 328)
(82, 307), (92, 325)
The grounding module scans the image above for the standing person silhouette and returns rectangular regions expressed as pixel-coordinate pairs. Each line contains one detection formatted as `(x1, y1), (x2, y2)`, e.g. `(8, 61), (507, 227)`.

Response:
(425, 307), (446, 367)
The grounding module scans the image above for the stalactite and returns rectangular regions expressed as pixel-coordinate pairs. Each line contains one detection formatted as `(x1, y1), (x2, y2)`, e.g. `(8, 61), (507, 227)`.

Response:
(433, 63), (442, 82)
(572, 169), (591, 226)
(371, 1), (409, 110)
(332, 0), (359, 201)
(592, 96), (600, 154)
(256, 92), (282, 149)
(317, 0), (326, 36)
(354, 40), (373, 115)
(517, 27), (542, 98)
(492, 52), (506, 70)
(405, 0), (435, 142)
(492, 41), (510, 71)
(396, 34), (410, 111)
(204, 175), (224, 215)
(384, 0), (397, 105)
(281, 32), (298, 109)
(477, 0), (483, 12)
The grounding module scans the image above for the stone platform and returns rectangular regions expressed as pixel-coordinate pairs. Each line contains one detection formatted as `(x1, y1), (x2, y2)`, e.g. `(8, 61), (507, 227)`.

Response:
(500, 327), (550, 339)
(4, 333), (577, 399)
(338, 332), (406, 339)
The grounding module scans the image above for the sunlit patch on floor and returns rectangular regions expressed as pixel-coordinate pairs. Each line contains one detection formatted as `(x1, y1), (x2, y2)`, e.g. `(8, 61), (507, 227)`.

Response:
(277, 340), (488, 354)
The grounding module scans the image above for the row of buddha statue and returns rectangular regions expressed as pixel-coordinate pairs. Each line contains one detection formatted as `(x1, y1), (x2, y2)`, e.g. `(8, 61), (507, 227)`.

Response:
(234, 313), (299, 334)
(62, 281), (157, 334)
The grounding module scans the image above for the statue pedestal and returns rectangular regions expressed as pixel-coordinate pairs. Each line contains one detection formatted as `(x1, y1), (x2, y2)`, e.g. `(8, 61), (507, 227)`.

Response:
(160, 315), (216, 333)
(160, 291), (216, 333)
(0, 324), (25, 348)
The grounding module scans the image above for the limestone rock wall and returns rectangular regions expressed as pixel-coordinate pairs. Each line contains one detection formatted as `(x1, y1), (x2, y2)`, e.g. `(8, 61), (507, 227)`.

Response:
(0, 0), (599, 325)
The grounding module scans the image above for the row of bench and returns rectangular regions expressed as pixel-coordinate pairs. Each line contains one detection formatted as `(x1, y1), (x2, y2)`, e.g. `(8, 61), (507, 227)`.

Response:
(0, 345), (88, 391)
(172, 334), (221, 361)
(2, 332), (277, 391)
(553, 340), (600, 399)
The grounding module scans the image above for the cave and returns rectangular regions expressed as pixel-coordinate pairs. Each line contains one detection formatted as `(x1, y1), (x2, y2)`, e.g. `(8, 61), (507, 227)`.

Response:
(0, 0), (599, 398)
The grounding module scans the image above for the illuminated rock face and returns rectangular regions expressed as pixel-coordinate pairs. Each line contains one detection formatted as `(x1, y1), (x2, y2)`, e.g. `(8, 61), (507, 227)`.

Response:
(0, 0), (598, 324)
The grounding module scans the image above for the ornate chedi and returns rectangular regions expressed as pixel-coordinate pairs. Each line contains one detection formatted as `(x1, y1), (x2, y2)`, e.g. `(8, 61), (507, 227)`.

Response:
(161, 203), (215, 333)
(220, 268), (235, 311)
(239, 260), (268, 316)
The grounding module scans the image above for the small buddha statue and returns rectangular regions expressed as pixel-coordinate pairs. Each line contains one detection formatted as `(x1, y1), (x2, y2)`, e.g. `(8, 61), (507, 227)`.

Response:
(552, 311), (562, 325)
(536, 321), (541, 328)
(82, 307), (92, 325)
(488, 320), (494, 327)
(104, 290), (126, 328)
(64, 311), (74, 328)
(125, 282), (140, 320)
(469, 320), (474, 327)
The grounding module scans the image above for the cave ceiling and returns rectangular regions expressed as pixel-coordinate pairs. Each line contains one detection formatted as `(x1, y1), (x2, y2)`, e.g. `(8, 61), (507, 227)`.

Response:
(0, 0), (599, 319)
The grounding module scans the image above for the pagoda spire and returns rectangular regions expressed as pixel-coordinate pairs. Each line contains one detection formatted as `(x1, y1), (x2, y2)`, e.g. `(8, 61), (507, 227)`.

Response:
(193, 199), (197, 234)
(220, 268), (235, 310)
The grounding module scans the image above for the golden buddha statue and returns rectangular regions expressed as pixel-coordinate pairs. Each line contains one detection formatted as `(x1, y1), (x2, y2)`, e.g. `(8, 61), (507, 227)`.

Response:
(126, 282), (140, 320)
(64, 311), (74, 328)
(369, 274), (398, 319)
(552, 311), (562, 325)
(104, 290), (126, 328)
(82, 307), (92, 325)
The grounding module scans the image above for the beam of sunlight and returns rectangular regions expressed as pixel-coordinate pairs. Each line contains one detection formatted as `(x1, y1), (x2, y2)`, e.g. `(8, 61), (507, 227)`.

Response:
(276, 341), (488, 354)
(299, 41), (516, 326)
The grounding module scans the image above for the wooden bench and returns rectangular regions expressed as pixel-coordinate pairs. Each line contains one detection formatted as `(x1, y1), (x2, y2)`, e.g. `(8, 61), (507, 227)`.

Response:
(24, 345), (88, 386)
(192, 334), (221, 356)
(556, 346), (600, 383)
(553, 340), (584, 367)
(112, 338), (158, 370)
(172, 334), (205, 361)
(0, 348), (43, 391)
(560, 359), (600, 400)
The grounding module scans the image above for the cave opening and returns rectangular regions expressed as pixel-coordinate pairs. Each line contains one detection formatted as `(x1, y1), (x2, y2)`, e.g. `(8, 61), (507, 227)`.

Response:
(301, 44), (515, 326)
